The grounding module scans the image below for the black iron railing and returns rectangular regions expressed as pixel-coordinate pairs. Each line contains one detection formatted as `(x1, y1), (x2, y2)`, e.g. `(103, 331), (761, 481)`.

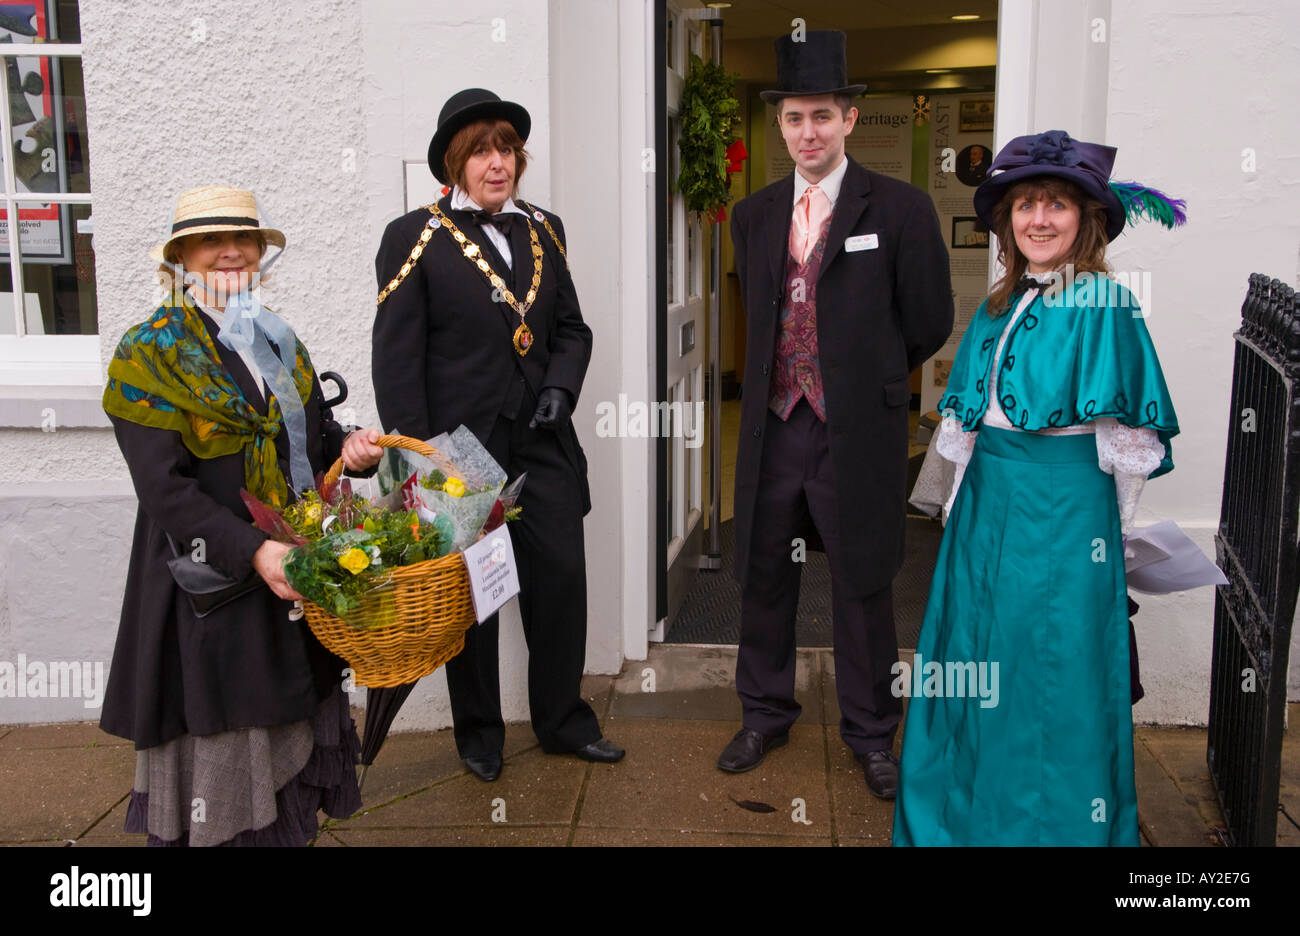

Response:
(1208, 274), (1299, 846)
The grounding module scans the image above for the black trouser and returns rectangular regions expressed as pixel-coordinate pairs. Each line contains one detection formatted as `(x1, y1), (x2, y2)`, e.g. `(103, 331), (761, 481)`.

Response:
(736, 399), (902, 754)
(443, 410), (601, 757)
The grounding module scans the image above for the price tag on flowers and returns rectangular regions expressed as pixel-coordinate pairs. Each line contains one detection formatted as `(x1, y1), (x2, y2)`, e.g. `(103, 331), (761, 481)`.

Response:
(463, 525), (521, 623)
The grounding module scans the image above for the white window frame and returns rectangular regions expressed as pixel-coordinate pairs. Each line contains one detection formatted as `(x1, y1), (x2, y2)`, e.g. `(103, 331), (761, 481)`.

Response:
(0, 40), (99, 390)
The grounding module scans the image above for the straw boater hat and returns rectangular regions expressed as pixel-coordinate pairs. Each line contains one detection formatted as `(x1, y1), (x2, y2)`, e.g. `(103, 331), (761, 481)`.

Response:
(150, 185), (286, 264)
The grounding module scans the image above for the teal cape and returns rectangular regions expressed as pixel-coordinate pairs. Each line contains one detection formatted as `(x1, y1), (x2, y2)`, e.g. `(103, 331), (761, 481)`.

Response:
(894, 276), (1179, 846)
(938, 275), (1179, 476)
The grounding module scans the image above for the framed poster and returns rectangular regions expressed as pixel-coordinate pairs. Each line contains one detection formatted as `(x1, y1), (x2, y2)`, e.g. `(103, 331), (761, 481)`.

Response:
(0, 0), (73, 264)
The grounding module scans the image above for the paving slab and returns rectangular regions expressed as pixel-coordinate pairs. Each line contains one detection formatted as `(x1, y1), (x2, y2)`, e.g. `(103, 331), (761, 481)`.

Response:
(333, 744), (586, 830)
(0, 744), (134, 842)
(0, 722), (129, 750)
(571, 828), (828, 846)
(355, 723), (539, 811)
(1137, 726), (1228, 838)
(327, 826), (571, 846)
(827, 727), (901, 843)
(74, 792), (134, 843)
(1134, 736), (1215, 846)
(577, 719), (829, 836)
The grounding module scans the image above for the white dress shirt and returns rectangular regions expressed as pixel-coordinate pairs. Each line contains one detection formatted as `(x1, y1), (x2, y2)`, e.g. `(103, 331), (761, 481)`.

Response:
(450, 186), (531, 271)
(792, 153), (850, 211)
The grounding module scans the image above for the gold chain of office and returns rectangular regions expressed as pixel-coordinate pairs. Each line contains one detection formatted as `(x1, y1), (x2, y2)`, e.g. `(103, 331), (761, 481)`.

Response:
(375, 199), (568, 357)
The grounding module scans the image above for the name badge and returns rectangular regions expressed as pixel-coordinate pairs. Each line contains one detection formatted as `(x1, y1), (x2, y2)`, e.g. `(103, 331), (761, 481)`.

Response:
(846, 233), (879, 252)
(463, 525), (521, 623)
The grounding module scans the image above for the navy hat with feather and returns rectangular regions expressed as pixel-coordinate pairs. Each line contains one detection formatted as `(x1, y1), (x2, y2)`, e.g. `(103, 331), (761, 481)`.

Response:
(974, 130), (1186, 242)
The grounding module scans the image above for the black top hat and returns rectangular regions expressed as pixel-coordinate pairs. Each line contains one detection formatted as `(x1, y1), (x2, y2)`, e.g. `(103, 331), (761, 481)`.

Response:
(759, 29), (866, 103)
(426, 88), (532, 185)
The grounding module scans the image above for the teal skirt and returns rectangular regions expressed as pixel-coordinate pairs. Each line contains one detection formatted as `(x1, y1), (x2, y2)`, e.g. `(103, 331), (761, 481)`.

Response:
(893, 426), (1138, 846)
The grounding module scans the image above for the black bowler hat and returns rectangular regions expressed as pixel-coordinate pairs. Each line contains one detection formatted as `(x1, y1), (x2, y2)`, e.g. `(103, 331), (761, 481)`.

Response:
(759, 29), (866, 103)
(426, 88), (531, 185)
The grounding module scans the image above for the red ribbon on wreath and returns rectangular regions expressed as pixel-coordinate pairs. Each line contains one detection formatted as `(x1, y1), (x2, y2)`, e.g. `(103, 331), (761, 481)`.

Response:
(706, 139), (750, 224)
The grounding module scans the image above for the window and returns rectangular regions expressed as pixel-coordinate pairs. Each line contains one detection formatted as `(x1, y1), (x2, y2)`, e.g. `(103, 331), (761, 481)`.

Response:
(0, 0), (98, 387)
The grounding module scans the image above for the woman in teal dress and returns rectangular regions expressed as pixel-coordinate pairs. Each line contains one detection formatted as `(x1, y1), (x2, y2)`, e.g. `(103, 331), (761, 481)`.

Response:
(893, 131), (1185, 846)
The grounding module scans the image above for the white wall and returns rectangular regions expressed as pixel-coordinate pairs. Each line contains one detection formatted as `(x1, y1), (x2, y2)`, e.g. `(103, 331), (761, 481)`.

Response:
(1, 0), (376, 725)
(999, 0), (1300, 722)
(1110, 0), (1300, 716)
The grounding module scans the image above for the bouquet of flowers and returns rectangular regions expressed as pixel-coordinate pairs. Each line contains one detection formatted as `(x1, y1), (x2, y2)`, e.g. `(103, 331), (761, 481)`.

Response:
(242, 426), (522, 627)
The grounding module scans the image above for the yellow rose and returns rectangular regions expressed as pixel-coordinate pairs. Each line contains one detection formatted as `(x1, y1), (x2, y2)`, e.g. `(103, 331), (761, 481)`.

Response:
(443, 478), (466, 498)
(305, 503), (323, 526)
(338, 548), (370, 575)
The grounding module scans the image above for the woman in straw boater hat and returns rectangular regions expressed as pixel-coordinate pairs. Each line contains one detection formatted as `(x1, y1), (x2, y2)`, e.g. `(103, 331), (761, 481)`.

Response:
(372, 89), (622, 781)
(100, 185), (386, 846)
(892, 131), (1185, 846)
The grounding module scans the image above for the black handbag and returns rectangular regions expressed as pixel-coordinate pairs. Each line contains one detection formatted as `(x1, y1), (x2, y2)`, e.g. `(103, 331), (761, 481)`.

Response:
(165, 533), (267, 617)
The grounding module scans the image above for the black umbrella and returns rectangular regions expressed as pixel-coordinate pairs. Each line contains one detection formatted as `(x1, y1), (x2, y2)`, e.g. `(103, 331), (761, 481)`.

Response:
(358, 682), (418, 794)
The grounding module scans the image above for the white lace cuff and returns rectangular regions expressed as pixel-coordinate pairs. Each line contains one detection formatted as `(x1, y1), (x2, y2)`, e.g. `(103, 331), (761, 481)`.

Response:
(943, 460), (967, 521)
(1095, 418), (1164, 477)
(1115, 471), (1146, 535)
(935, 415), (977, 466)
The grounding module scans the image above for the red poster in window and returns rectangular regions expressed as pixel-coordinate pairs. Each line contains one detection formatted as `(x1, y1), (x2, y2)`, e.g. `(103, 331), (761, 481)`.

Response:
(0, 0), (71, 262)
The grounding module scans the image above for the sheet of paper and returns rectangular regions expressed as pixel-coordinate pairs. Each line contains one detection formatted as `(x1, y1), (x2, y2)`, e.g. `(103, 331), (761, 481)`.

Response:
(1125, 520), (1228, 595)
(462, 525), (521, 623)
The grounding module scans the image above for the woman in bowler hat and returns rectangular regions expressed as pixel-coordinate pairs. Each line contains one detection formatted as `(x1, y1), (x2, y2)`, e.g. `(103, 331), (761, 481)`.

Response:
(371, 89), (622, 782)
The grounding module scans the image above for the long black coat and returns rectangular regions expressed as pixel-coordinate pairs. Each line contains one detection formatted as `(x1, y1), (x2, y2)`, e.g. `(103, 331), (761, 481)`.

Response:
(100, 307), (348, 750)
(371, 196), (591, 512)
(730, 157), (954, 598)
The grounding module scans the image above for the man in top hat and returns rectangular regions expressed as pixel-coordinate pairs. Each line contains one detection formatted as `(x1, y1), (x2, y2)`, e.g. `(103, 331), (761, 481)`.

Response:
(718, 30), (953, 797)
(371, 89), (623, 781)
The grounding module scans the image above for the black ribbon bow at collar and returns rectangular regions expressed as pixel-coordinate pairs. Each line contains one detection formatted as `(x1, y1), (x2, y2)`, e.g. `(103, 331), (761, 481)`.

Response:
(473, 209), (518, 233)
(1015, 273), (1056, 294)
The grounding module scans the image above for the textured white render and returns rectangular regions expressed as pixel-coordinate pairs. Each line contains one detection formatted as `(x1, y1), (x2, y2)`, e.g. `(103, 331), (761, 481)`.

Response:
(1108, 0), (1300, 716)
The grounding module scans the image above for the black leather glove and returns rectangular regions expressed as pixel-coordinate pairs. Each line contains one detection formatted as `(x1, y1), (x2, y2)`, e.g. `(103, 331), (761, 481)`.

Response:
(529, 387), (572, 430)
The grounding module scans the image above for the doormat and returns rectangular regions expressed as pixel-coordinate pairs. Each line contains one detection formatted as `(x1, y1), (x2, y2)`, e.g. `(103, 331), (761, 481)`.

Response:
(665, 516), (943, 648)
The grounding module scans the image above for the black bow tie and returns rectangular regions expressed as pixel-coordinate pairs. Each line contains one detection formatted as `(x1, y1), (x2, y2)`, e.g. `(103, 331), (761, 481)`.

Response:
(1016, 274), (1052, 293)
(473, 209), (517, 233)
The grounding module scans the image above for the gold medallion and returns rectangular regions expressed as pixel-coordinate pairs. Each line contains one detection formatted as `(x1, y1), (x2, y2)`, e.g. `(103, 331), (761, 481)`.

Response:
(513, 323), (534, 355)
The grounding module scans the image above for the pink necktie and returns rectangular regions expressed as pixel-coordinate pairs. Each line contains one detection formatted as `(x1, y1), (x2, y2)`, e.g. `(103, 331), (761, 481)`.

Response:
(789, 184), (831, 265)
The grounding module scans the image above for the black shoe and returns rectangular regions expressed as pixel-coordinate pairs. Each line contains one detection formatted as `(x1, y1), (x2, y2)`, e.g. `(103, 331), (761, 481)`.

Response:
(464, 752), (502, 782)
(856, 750), (898, 799)
(573, 738), (625, 763)
(717, 728), (788, 773)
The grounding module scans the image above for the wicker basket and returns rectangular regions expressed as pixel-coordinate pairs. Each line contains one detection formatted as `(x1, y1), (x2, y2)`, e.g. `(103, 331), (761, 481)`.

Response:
(300, 434), (477, 688)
